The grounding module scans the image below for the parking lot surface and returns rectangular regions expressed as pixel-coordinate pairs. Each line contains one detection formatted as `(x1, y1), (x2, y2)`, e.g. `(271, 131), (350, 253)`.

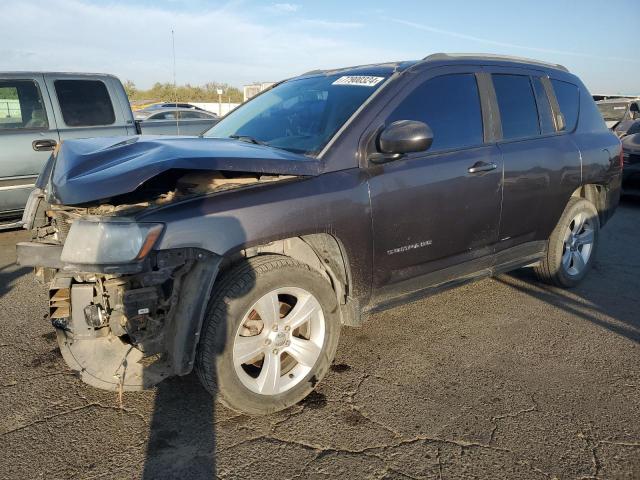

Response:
(1, 199), (639, 480)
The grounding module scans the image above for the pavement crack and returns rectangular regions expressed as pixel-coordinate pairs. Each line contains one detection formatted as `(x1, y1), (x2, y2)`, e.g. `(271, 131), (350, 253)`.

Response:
(2, 398), (148, 436)
(436, 446), (443, 480)
(489, 394), (538, 445)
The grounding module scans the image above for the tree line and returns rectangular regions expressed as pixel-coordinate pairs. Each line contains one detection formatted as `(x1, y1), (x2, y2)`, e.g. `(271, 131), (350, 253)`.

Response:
(124, 81), (244, 103)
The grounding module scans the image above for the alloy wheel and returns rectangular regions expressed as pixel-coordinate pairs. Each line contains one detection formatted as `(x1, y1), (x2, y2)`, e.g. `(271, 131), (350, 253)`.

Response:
(562, 212), (594, 276)
(232, 287), (325, 395)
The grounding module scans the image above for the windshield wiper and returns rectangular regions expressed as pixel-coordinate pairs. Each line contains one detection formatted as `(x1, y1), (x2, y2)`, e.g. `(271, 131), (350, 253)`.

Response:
(229, 135), (268, 146)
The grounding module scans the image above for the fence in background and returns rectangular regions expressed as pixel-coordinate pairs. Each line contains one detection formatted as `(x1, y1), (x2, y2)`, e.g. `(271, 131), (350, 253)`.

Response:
(0, 99), (21, 119)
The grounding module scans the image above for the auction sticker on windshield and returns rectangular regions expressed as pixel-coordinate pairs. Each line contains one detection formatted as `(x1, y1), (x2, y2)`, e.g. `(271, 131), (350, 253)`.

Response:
(332, 76), (385, 87)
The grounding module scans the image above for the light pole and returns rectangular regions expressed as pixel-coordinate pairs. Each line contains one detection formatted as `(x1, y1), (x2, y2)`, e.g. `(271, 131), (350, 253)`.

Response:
(217, 88), (223, 116)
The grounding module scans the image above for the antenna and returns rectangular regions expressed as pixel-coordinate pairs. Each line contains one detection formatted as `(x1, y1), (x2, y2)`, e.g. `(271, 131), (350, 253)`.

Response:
(172, 29), (179, 135)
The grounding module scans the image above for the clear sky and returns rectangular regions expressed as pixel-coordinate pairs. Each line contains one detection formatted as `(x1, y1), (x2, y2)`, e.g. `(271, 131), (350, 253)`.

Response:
(2, 0), (639, 94)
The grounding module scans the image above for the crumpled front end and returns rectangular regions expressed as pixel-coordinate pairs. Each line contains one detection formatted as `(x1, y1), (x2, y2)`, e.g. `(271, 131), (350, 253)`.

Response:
(18, 191), (221, 390)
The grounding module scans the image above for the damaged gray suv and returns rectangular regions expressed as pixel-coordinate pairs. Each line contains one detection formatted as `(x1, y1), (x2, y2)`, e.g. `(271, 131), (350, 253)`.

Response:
(18, 54), (622, 415)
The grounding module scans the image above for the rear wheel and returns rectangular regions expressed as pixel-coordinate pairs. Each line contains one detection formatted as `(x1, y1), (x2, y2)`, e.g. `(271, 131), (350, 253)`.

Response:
(534, 197), (599, 288)
(196, 255), (340, 415)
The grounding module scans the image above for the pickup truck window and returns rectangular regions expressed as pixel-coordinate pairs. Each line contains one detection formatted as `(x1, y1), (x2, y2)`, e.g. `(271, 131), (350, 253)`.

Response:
(0, 80), (48, 131)
(204, 74), (388, 155)
(387, 74), (484, 152)
(54, 80), (115, 127)
(551, 79), (579, 131)
(493, 74), (540, 140)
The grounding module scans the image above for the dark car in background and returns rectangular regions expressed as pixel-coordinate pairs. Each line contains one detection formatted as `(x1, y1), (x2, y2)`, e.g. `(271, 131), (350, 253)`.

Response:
(141, 102), (207, 111)
(17, 53), (622, 415)
(135, 107), (219, 135)
(622, 132), (640, 194)
(596, 97), (640, 136)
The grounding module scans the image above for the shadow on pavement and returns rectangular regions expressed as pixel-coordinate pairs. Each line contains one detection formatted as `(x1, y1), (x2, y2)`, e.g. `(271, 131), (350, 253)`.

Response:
(496, 269), (639, 344)
(0, 264), (30, 297)
(142, 375), (217, 479)
(142, 215), (251, 479)
(496, 195), (640, 344)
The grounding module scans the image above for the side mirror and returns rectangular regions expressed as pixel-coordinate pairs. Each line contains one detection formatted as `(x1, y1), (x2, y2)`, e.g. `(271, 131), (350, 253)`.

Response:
(370, 120), (433, 164)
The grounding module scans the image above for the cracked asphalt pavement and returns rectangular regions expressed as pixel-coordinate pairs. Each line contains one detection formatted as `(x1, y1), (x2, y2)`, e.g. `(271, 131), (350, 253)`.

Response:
(1, 198), (639, 479)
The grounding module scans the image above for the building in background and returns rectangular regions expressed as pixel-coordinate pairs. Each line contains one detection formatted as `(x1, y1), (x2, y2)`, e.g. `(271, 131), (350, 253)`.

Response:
(243, 82), (274, 102)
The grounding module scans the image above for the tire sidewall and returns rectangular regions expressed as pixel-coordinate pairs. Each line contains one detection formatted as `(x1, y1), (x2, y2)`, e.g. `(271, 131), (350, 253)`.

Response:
(201, 259), (340, 415)
(550, 198), (600, 287)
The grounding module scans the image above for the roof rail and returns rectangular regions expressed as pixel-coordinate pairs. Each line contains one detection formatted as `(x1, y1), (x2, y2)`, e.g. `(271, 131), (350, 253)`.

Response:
(422, 53), (569, 72)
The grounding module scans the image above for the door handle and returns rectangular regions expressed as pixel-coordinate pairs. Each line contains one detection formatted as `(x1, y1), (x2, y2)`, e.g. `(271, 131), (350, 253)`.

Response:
(32, 139), (57, 152)
(468, 161), (497, 174)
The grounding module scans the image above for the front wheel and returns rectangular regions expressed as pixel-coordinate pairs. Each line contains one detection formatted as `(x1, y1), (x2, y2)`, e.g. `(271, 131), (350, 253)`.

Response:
(196, 255), (340, 415)
(534, 197), (600, 288)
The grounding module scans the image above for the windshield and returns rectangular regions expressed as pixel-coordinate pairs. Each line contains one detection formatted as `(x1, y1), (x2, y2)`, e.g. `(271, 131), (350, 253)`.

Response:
(203, 74), (388, 155)
(597, 102), (629, 121)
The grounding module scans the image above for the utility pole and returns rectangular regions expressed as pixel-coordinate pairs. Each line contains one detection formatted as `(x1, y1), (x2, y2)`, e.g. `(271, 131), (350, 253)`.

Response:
(217, 88), (223, 116)
(172, 29), (179, 135)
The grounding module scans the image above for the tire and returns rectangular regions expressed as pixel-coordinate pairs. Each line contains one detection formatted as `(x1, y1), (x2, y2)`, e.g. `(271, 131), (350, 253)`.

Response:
(534, 197), (600, 288)
(195, 254), (341, 415)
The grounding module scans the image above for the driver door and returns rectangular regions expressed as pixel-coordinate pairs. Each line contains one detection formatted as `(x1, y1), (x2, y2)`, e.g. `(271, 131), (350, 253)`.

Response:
(367, 70), (503, 301)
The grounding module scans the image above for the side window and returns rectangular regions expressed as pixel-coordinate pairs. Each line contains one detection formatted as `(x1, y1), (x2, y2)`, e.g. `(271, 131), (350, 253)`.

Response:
(492, 74), (540, 140)
(387, 74), (484, 151)
(0, 80), (49, 131)
(54, 80), (116, 127)
(551, 79), (579, 131)
(181, 111), (201, 119)
(532, 77), (556, 134)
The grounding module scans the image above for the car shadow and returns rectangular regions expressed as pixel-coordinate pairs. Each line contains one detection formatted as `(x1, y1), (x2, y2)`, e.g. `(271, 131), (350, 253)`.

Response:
(141, 375), (218, 479)
(141, 215), (250, 479)
(0, 264), (31, 297)
(495, 269), (639, 344)
(495, 196), (640, 344)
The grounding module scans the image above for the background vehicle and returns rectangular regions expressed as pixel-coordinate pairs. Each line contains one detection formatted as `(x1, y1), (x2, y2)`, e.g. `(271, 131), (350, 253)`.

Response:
(622, 132), (640, 194)
(0, 73), (219, 227)
(596, 97), (640, 134)
(17, 54), (622, 415)
(135, 107), (219, 135)
(0, 72), (137, 228)
(138, 102), (207, 112)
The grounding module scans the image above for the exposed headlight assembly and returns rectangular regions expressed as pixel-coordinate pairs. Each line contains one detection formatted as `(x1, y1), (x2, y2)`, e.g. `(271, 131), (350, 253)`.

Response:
(60, 220), (164, 265)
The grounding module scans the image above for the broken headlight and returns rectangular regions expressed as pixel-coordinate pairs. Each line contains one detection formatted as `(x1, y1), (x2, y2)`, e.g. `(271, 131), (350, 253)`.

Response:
(60, 220), (164, 265)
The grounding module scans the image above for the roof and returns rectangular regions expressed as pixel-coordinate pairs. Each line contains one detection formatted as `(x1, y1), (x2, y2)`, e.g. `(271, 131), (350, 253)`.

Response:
(0, 71), (116, 78)
(300, 61), (419, 77)
(298, 52), (571, 80)
(422, 53), (569, 72)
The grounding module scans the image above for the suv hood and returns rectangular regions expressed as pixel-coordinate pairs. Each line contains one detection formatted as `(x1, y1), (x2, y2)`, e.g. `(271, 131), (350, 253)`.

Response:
(41, 136), (321, 205)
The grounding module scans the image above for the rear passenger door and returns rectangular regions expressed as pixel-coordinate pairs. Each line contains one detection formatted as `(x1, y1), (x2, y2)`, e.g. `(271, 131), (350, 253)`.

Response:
(44, 76), (129, 140)
(490, 69), (581, 254)
(0, 75), (59, 217)
(368, 69), (503, 297)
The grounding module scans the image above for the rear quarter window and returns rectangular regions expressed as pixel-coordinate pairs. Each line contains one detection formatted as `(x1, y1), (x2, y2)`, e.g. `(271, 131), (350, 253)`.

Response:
(551, 79), (579, 131)
(54, 79), (115, 127)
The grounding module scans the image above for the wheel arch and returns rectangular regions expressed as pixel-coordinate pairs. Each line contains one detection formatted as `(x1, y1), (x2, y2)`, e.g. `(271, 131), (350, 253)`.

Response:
(219, 233), (361, 326)
(570, 183), (611, 226)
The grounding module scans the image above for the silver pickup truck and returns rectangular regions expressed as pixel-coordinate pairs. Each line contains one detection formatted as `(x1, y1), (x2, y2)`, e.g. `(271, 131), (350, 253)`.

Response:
(0, 72), (218, 228)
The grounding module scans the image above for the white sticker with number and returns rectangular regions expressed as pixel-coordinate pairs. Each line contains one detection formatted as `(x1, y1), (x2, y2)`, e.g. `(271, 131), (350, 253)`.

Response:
(332, 76), (385, 87)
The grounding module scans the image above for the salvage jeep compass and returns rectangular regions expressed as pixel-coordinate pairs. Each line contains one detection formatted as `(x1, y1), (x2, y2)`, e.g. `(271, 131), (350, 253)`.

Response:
(18, 54), (622, 415)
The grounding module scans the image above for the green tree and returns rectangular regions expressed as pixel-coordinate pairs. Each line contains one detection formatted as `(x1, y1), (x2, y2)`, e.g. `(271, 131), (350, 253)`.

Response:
(123, 80), (137, 98)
